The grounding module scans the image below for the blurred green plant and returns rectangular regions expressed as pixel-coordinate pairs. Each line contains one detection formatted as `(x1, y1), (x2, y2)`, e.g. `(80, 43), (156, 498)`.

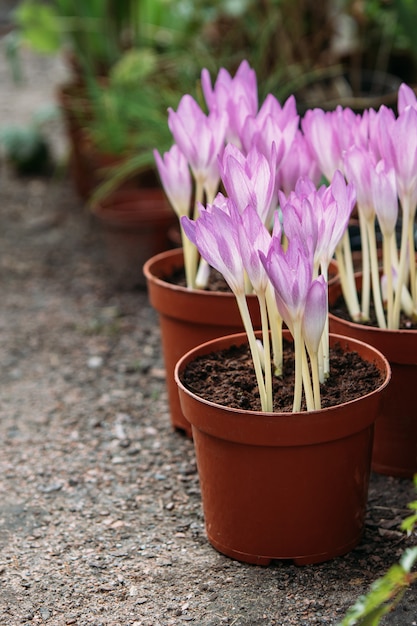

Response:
(0, 105), (59, 175)
(338, 476), (417, 626)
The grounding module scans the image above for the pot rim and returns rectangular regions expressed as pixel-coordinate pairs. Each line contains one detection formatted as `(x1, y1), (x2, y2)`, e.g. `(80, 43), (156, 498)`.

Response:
(175, 329), (391, 420)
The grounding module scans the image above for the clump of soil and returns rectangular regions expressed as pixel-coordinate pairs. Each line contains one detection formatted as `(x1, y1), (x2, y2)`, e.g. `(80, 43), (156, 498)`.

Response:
(181, 339), (384, 412)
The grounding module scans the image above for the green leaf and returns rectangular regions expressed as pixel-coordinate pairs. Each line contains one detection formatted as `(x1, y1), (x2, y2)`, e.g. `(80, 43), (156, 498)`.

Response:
(14, 1), (61, 54)
(400, 547), (417, 572)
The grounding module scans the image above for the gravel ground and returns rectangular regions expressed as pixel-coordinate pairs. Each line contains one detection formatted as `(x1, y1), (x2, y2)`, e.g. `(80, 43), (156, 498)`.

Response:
(0, 44), (416, 626)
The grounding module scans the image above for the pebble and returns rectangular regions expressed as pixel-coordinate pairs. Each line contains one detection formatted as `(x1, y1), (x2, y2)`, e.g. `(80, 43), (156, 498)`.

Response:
(87, 356), (103, 369)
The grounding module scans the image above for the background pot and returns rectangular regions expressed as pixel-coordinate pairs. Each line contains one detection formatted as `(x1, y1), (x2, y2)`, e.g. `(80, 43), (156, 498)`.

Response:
(175, 330), (391, 565)
(93, 189), (177, 289)
(143, 249), (262, 437)
(329, 277), (417, 478)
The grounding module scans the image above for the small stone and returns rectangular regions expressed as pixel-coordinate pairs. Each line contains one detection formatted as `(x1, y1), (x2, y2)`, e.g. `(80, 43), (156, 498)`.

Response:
(87, 356), (103, 369)
(39, 607), (50, 620)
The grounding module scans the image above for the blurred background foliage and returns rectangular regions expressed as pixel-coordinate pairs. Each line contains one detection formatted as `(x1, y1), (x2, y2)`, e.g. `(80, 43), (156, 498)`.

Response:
(4, 0), (417, 192)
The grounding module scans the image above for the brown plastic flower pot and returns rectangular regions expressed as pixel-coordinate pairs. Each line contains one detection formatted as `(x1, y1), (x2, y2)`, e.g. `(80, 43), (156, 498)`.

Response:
(143, 249), (262, 436)
(329, 277), (417, 478)
(175, 330), (390, 565)
(93, 189), (177, 289)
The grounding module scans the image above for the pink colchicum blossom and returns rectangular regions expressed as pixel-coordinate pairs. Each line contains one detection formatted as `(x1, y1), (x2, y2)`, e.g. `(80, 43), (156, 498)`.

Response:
(279, 171), (355, 276)
(302, 106), (368, 182)
(343, 145), (376, 221)
(259, 236), (319, 334)
(219, 143), (276, 227)
(371, 160), (398, 238)
(317, 171), (356, 264)
(201, 59), (258, 148)
(276, 130), (321, 195)
(168, 94), (228, 198)
(301, 107), (345, 181)
(153, 145), (192, 218)
(241, 94), (299, 170)
(180, 198), (245, 297)
(236, 204), (272, 294)
(397, 82), (417, 115)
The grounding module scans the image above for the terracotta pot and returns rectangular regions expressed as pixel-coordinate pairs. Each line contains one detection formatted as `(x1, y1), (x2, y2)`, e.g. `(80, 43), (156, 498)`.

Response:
(93, 189), (177, 289)
(174, 330), (391, 565)
(328, 277), (417, 478)
(143, 249), (262, 437)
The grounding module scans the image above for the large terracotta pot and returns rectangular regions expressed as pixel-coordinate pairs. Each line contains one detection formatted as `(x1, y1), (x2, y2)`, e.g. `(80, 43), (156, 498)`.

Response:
(174, 330), (391, 565)
(143, 249), (262, 437)
(329, 277), (417, 478)
(93, 189), (177, 289)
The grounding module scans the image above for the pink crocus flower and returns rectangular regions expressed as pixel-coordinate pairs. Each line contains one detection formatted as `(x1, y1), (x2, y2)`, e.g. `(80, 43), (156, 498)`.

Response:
(259, 235), (316, 331)
(241, 94), (299, 169)
(302, 106), (368, 181)
(201, 60), (258, 147)
(301, 107), (344, 181)
(278, 183), (319, 262)
(302, 275), (328, 355)
(237, 204), (272, 294)
(180, 198), (245, 296)
(397, 83), (417, 114)
(379, 105), (417, 211)
(371, 160), (398, 238)
(168, 94), (228, 195)
(219, 143), (276, 226)
(317, 171), (356, 265)
(153, 145), (192, 218)
(343, 144), (376, 221)
(368, 106), (395, 162)
(276, 130), (321, 195)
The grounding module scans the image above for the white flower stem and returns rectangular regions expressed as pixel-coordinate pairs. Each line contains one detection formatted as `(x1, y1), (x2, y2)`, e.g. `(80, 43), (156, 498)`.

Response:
(319, 262), (329, 381)
(335, 234), (362, 322)
(184, 176), (205, 289)
(307, 349), (321, 411)
(292, 321), (304, 413)
(181, 229), (198, 290)
(266, 283), (283, 375)
(358, 209), (371, 320)
(408, 219), (417, 309)
(257, 290), (273, 412)
(383, 232), (395, 329)
(366, 217), (386, 329)
(301, 343), (315, 412)
(236, 293), (268, 412)
(393, 197), (410, 328)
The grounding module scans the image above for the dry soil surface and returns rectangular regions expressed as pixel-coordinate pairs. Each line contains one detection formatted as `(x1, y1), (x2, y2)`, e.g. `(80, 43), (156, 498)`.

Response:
(0, 42), (416, 626)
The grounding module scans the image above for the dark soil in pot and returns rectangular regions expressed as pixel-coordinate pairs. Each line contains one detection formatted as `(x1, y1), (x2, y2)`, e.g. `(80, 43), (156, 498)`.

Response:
(181, 339), (383, 412)
(330, 294), (417, 330)
(166, 265), (231, 292)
